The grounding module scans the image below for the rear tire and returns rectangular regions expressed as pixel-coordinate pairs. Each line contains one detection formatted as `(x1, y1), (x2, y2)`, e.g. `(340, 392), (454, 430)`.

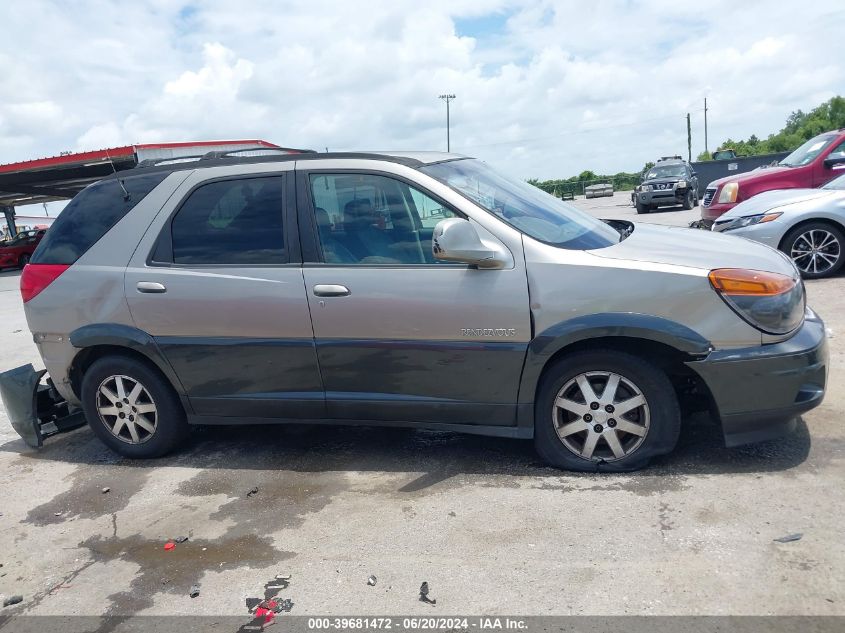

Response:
(18, 254), (30, 268)
(781, 222), (844, 279)
(534, 350), (681, 472)
(81, 355), (189, 458)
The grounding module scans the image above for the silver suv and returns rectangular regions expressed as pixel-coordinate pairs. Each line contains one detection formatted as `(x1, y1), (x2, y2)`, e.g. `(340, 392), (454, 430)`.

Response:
(9, 151), (828, 471)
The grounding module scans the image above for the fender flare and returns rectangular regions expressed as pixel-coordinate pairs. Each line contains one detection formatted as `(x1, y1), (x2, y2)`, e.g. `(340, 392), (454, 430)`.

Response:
(68, 323), (187, 396)
(517, 313), (712, 422)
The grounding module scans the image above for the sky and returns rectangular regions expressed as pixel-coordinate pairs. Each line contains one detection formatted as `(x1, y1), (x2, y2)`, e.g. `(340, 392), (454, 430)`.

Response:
(0, 0), (843, 194)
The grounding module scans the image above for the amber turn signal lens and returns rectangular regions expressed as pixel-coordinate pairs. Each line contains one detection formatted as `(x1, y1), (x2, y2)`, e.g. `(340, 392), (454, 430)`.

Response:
(708, 268), (796, 296)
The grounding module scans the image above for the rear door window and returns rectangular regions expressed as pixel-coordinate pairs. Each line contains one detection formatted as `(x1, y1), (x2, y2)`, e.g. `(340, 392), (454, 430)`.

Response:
(31, 172), (168, 265)
(169, 176), (286, 265)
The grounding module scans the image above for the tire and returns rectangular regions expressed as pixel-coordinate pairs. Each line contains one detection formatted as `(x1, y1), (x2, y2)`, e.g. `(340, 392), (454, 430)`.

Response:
(18, 253), (30, 268)
(635, 201), (649, 214)
(533, 350), (681, 472)
(682, 189), (694, 210)
(81, 354), (189, 458)
(781, 222), (845, 279)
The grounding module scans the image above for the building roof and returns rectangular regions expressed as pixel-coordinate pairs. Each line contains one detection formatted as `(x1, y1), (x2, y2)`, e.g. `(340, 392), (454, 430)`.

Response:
(0, 140), (289, 207)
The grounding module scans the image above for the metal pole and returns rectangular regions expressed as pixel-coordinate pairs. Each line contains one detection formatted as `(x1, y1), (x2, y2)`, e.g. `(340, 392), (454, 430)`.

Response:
(439, 94), (456, 152)
(687, 113), (692, 162)
(704, 98), (709, 156)
(2, 205), (17, 238)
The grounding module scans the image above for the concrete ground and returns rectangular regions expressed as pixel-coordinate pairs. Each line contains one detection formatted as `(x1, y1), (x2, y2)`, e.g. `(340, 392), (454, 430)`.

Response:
(0, 195), (843, 619)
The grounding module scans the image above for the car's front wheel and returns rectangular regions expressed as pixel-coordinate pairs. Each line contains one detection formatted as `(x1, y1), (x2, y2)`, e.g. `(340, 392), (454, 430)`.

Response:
(81, 355), (189, 458)
(534, 350), (681, 472)
(18, 253), (30, 268)
(781, 222), (844, 279)
(682, 189), (694, 210)
(635, 201), (650, 214)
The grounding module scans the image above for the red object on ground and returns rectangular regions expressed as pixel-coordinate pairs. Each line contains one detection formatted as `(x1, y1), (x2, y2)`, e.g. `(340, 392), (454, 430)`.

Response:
(164, 541), (176, 551)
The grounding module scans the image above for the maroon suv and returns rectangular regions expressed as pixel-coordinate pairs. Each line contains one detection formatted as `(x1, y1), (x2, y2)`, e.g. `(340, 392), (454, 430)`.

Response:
(701, 129), (845, 221)
(0, 229), (46, 270)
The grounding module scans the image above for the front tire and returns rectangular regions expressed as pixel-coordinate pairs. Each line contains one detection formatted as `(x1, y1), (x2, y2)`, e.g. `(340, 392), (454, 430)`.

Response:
(682, 189), (694, 210)
(81, 355), (189, 458)
(781, 222), (844, 279)
(635, 201), (650, 214)
(18, 253), (30, 268)
(534, 350), (681, 472)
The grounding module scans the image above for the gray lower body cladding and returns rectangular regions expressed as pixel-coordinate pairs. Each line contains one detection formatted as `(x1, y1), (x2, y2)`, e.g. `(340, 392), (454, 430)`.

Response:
(686, 314), (828, 447)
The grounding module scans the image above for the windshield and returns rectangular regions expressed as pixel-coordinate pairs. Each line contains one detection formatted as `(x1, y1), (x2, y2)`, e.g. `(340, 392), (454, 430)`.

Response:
(645, 164), (687, 179)
(420, 159), (620, 249)
(3, 231), (35, 246)
(780, 134), (837, 167)
(822, 173), (845, 190)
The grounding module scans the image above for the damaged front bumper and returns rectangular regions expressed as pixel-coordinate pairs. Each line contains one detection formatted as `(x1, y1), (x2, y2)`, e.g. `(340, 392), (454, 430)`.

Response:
(0, 364), (86, 448)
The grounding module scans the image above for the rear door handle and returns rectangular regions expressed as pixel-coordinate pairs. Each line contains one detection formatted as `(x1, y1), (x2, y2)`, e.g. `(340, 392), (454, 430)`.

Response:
(136, 281), (167, 294)
(313, 284), (350, 297)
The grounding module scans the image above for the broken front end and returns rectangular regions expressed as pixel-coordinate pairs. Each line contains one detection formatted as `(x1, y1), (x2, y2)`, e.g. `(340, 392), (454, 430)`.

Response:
(0, 364), (85, 448)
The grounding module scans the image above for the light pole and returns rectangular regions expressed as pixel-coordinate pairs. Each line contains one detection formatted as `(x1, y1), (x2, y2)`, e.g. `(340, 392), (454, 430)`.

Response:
(439, 94), (456, 152)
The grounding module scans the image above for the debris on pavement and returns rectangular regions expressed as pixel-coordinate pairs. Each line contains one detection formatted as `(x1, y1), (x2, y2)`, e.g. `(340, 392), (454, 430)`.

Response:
(3, 595), (23, 607)
(175, 535), (189, 543)
(367, 575), (377, 586)
(243, 576), (294, 628)
(54, 511), (62, 516)
(419, 581), (436, 605)
(246, 487), (259, 498)
(189, 584), (201, 598)
(774, 533), (803, 543)
(164, 541), (176, 551)
(101, 487), (110, 494)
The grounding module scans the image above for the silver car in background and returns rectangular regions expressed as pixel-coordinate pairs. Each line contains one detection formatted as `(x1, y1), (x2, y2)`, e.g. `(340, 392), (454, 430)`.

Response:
(712, 174), (845, 278)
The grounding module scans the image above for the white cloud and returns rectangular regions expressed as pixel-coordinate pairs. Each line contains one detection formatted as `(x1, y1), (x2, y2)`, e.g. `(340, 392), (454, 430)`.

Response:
(0, 0), (843, 180)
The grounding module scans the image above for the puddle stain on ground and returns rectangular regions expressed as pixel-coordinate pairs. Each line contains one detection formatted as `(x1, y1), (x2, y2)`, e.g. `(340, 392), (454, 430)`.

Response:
(24, 464), (150, 526)
(80, 532), (289, 613)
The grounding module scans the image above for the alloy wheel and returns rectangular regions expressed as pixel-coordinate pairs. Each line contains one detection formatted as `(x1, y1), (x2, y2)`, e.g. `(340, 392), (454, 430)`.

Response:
(96, 374), (158, 444)
(552, 371), (650, 462)
(791, 229), (841, 276)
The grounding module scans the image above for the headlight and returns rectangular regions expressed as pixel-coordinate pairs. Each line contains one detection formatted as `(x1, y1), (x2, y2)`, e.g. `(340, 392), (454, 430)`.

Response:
(641, 185), (652, 191)
(717, 182), (739, 203)
(709, 268), (804, 334)
(675, 180), (688, 189)
(721, 212), (783, 231)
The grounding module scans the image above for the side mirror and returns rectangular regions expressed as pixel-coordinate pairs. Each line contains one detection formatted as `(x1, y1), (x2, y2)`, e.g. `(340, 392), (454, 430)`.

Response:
(824, 155), (845, 169)
(432, 218), (504, 268)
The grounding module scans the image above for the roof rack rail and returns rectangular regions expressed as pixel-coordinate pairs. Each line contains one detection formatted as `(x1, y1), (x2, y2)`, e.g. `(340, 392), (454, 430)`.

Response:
(658, 155), (683, 162)
(200, 147), (317, 160)
(136, 154), (208, 168)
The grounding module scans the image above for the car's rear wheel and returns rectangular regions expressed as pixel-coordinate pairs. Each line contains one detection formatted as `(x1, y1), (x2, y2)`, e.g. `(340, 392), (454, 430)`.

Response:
(18, 253), (30, 268)
(781, 222), (844, 279)
(534, 350), (681, 472)
(682, 189), (694, 210)
(81, 355), (189, 458)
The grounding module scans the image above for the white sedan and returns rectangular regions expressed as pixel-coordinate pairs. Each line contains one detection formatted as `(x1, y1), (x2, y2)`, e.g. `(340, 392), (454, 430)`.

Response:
(711, 174), (845, 278)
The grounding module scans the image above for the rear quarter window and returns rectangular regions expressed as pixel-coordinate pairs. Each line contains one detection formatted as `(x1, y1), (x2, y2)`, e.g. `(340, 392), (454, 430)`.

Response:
(31, 172), (168, 265)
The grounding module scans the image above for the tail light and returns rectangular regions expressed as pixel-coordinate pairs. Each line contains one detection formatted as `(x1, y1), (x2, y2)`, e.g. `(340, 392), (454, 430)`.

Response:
(20, 264), (70, 303)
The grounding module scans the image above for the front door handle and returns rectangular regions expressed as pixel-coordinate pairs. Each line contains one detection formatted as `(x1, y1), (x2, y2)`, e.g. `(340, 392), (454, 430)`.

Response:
(313, 284), (350, 297)
(136, 281), (167, 294)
